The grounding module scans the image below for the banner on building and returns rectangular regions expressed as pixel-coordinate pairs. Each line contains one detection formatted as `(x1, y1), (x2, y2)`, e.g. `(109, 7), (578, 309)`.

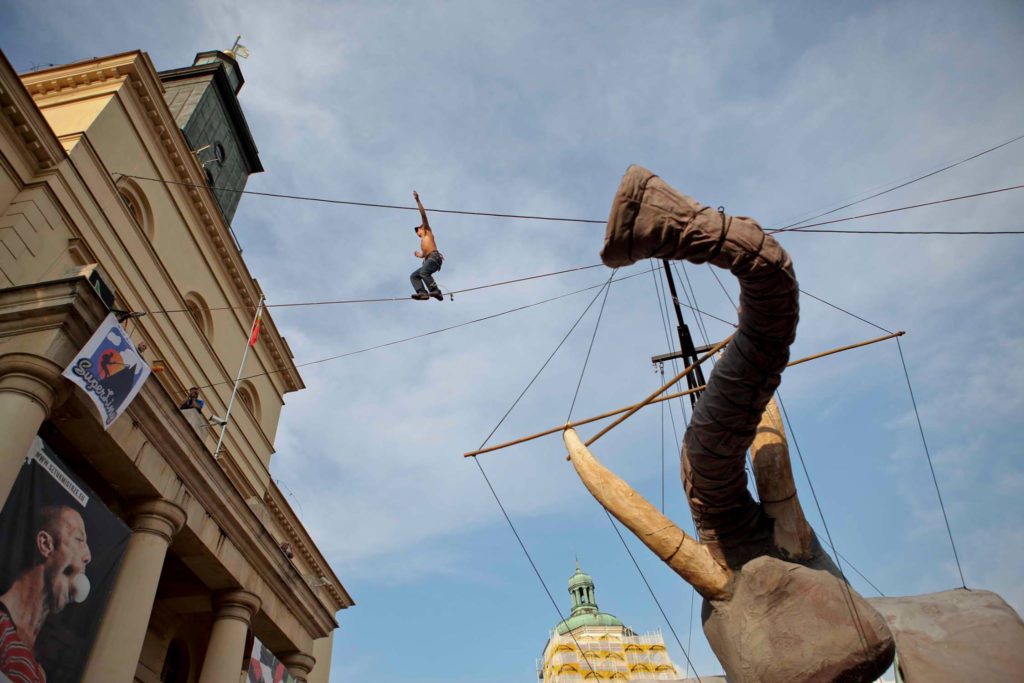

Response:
(62, 313), (151, 430)
(0, 438), (130, 683)
(247, 638), (297, 683)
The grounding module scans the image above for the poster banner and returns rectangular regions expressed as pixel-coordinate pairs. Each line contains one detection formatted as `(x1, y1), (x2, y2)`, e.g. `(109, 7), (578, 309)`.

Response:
(247, 638), (296, 683)
(62, 313), (151, 430)
(0, 438), (130, 683)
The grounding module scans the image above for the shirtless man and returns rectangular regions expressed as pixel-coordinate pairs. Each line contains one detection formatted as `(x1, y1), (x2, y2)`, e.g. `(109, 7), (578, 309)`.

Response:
(410, 190), (444, 301)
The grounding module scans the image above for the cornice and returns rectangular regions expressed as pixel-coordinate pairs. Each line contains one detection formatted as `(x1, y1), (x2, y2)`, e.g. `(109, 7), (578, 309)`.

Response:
(20, 52), (303, 394)
(264, 490), (353, 612)
(0, 49), (65, 171)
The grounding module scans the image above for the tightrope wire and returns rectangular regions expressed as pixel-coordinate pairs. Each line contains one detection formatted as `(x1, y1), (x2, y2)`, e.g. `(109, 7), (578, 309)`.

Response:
(146, 263), (605, 314)
(194, 267), (655, 389)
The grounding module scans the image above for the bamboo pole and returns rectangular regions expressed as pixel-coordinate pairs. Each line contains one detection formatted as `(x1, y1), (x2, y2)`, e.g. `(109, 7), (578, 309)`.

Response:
(463, 330), (904, 458)
(583, 335), (734, 446)
(786, 331), (903, 367)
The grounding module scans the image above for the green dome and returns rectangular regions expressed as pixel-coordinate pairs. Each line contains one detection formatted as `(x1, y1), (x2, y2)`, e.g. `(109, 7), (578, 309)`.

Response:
(556, 610), (624, 635)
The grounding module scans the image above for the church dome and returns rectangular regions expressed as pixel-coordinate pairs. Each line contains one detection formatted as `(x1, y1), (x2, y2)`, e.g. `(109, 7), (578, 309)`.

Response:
(555, 610), (625, 634)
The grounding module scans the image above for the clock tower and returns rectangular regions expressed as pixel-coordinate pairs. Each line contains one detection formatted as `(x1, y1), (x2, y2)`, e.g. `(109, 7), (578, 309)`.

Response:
(159, 49), (264, 224)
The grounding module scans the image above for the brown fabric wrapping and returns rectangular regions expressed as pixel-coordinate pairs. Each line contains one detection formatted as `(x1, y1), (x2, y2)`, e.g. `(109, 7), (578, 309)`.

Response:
(602, 165), (799, 561)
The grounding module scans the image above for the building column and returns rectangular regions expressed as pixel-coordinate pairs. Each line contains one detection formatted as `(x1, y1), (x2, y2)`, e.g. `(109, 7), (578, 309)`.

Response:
(197, 590), (261, 683)
(81, 499), (187, 683)
(280, 651), (316, 683)
(306, 634), (334, 683)
(0, 354), (62, 505)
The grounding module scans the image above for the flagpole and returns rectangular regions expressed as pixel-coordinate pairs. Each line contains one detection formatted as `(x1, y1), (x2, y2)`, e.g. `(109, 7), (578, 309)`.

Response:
(213, 296), (264, 460)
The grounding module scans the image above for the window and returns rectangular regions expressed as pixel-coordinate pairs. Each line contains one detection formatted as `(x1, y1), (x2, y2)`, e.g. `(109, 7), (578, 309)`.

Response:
(184, 292), (214, 340)
(236, 381), (261, 421)
(120, 191), (141, 223)
(116, 178), (154, 239)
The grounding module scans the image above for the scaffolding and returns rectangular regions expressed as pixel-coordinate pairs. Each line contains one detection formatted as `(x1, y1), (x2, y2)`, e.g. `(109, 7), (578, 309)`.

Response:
(537, 627), (681, 681)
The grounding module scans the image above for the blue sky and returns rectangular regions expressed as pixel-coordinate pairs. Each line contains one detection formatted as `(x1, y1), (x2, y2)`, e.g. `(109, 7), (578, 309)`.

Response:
(2, 1), (1022, 680)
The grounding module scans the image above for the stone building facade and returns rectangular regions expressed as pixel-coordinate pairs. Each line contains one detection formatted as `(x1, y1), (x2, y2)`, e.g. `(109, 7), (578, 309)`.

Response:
(0, 45), (351, 682)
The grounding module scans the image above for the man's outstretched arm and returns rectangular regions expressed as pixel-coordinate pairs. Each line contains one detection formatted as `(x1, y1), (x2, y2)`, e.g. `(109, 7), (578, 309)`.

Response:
(413, 190), (431, 231)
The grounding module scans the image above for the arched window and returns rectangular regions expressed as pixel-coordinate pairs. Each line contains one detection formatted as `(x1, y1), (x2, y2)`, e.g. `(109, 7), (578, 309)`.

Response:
(184, 292), (214, 340)
(237, 380), (261, 421)
(117, 178), (154, 239)
(121, 191), (140, 223)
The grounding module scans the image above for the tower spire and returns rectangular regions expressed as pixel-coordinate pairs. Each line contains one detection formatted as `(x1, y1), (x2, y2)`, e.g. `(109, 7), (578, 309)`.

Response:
(568, 563), (598, 616)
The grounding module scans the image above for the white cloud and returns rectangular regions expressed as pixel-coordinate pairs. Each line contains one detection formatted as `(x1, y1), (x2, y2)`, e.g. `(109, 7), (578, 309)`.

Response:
(6, 0), (1024, 679)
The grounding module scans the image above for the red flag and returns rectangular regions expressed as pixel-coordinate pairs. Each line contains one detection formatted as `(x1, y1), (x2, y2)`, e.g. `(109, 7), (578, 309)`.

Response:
(248, 308), (263, 347)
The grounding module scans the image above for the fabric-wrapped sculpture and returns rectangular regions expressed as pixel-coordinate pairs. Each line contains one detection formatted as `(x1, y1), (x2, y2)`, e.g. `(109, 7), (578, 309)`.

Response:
(562, 165), (895, 682)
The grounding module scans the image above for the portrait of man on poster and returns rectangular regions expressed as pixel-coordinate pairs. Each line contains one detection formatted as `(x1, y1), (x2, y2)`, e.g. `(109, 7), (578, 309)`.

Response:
(0, 504), (93, 683)
(0, 440), (129, 683)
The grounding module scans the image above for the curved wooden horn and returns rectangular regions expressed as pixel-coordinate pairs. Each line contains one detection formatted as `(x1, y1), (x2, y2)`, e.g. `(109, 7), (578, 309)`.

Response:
(563, 428), (732, 600)
(751, 398), (815, 560)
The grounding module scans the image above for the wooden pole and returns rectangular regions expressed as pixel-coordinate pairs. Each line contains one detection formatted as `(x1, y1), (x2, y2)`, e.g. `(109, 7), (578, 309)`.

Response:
(583, 335), (734, 446)
(786, 331), (903, 367)
(463, 330), (904, 458)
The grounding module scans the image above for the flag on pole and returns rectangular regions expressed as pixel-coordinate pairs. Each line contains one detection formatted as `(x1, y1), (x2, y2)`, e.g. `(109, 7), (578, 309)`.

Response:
(62, 313), (151, 429)
(248, 305), (263, 347)
(215, 297), (265, 460)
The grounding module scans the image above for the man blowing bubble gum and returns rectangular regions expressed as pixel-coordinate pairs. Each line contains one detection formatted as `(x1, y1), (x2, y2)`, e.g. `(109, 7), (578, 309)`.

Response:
(0, 505), (92, 683)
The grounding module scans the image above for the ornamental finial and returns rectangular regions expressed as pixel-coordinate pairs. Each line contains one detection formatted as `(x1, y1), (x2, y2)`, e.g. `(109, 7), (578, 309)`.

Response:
(226, 35), (250, 60)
